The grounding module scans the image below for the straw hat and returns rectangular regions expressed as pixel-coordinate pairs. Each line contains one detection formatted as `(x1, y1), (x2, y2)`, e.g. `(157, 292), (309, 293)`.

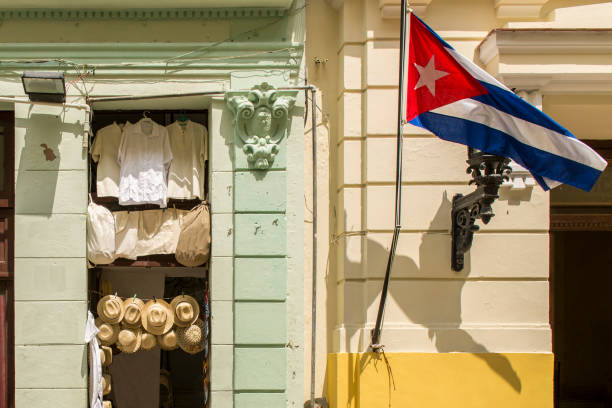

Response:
(96, 318), (119, 346)
(177, 318), (206, 354)
(100, 346), (113, 367)
(140, 332), (157, 351)
(122, 298), (145, 328)
(102, 373), (111, 396)
(158, 329), (179, 351)
(170, 295), (200, 327)
(142, 299), (174, 335)
(97, 295), (125, 324)
(116, 327), (141, 354)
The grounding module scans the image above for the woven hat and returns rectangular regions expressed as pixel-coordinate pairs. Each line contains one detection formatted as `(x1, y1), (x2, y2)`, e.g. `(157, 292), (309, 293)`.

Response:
(177, 318), (206, 354)
(170, 295), (200, 327)
(97, 295), (124, 324)
(122, 297), (145, 328)
(102, 373), (111, 396)
(96, 318), (119, 346)
(140, 332), (157, 351)
(158, 329), (179, 351)
(116, 327), (141, 354)
(142, 299), (174, 335)
(100, 346), (113, 367)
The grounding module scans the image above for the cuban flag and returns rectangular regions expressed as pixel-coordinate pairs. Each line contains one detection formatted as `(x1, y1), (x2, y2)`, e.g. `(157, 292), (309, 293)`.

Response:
(407, 13), (607, 191)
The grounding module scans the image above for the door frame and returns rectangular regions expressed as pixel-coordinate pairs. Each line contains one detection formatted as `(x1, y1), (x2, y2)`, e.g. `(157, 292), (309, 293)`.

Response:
(0, 110), (14, 408)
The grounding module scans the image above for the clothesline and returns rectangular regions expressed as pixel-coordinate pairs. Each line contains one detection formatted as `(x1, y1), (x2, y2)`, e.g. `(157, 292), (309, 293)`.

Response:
(88, 290), (207, 303)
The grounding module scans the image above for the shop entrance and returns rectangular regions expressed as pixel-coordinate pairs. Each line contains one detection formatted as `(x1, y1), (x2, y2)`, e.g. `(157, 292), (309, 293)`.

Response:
(88, 109), (210, 408)
(550, 141), (612, 408)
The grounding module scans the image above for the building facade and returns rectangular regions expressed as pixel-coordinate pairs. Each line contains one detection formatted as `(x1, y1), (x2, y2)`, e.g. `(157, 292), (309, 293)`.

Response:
(0, 0), (611, 407)
(305, 0), (612, 407)
(0, 1), (308, 407)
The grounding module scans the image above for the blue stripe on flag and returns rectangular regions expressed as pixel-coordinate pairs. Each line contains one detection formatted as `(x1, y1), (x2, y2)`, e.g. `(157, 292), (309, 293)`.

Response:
(410, 112), (602, 191)
(472, 83), (574, 138)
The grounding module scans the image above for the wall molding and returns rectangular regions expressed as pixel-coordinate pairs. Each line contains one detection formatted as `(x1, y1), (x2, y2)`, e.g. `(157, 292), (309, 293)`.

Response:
(0, 7), (286, 20)
(0, 42), (303, 77)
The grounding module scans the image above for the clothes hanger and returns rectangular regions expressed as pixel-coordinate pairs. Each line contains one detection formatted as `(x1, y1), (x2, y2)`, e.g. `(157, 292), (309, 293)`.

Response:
(178, 110), (189, 127)
(141, 111), (153, 122)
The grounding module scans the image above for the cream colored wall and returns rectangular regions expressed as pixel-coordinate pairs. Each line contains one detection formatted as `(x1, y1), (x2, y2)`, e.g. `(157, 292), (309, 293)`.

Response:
(304, 0), (338, 401)
(321, 0), (575, 360)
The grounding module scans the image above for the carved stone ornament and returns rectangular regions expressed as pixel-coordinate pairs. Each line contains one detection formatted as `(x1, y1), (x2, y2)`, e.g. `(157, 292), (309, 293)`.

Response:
(226, 83), (297, 170)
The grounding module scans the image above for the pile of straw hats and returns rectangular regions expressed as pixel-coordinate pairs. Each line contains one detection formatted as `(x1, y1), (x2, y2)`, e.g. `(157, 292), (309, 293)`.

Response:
(95, 294), (206, 354)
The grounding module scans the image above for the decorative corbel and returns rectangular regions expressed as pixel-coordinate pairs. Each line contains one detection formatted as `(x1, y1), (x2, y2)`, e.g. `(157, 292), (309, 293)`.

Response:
(451, 148), (512, 271)
(226, 82), (296, 170)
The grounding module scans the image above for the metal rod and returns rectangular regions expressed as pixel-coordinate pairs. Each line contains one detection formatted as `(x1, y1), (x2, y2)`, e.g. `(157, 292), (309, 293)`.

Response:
(371, 0), (408, 348)
(86, 86), (314, 103)
(310, 87), (318, 408)
(0, 96), (92, 142)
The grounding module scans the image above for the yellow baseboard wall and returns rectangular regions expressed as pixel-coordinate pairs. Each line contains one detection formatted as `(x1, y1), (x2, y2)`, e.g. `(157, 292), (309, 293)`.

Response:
(326, 352), (553, 408)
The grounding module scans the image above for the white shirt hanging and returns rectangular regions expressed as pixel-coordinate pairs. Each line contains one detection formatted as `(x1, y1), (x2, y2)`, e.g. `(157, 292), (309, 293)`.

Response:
(91, 122), (128, 197)
(166, 120), (208, 199)
(85, 311), (103, 408)
(118, 119), (173, 207)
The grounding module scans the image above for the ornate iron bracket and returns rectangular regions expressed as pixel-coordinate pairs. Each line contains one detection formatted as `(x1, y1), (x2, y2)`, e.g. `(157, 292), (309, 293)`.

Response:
(451, 148), (512, 271)
(225, 82), (297, 170)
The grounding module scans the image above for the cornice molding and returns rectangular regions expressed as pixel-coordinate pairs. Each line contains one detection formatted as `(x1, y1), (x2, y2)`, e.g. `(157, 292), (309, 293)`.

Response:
(478, 29), (612, 93)
(0, 42), (303, 77)
(479, 29), (612, 66)
(0, 7), (286, 20)
(379, 0), (432, 19)
(494, 0), (547, 19)
(324, 0), (432, 17)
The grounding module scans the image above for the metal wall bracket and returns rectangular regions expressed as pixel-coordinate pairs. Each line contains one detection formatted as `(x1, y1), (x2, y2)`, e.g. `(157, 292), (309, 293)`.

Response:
(451, 148), (512, 271)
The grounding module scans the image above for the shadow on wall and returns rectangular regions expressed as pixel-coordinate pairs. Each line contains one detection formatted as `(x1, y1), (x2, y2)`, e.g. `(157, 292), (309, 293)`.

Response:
(15, 111), (84, 215)
(343, 191), (522, 399)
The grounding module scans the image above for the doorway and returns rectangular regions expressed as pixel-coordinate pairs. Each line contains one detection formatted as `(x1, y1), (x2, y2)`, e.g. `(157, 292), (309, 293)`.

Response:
(550, 141), (612, 408)
(88, 108), (211, 408)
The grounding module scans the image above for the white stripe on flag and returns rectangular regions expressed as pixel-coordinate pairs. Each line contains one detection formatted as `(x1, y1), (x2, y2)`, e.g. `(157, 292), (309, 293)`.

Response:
(446, 48), (510, 91)
(430, 98), (608, 171)
(543, 177), (562, 189)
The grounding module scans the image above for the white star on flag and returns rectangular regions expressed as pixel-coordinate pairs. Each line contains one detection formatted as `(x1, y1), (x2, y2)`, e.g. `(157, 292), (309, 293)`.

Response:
(413, 55), (449, 96)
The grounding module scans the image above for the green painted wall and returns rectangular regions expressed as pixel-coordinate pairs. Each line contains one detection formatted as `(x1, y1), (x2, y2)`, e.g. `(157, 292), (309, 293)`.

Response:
(4, 3), (305, 407)
(13, 102), (89, 408)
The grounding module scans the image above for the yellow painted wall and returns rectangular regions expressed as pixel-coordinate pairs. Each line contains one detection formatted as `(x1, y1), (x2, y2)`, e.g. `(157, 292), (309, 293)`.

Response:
(327, 352), (554, 408)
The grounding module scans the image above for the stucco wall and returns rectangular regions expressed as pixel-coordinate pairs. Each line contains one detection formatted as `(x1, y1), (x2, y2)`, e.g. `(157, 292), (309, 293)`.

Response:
(2, 5), (307, 408)
(308, 0), (612, 406)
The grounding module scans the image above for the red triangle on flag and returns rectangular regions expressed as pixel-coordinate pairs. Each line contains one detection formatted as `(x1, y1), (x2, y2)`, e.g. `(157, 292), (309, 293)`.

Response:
(406, 13), (486, 121)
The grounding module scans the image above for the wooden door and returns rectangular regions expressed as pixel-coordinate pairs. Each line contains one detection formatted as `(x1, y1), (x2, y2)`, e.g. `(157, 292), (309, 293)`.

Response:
(0, 111), (14, 408)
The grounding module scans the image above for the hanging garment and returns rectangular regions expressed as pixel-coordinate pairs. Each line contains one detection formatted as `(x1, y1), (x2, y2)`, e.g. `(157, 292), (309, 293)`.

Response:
(175, 203), (211, 267)
(87, 199), (116, 265)
(85, 311), (104, 408)
(113, 209), (188, 259)
(118, 118), (173, 207)
(135, 208), (188, 257)
(91, 122), (128, 197)
(166, 120), (208, 199)
(113, 211), (139, 260)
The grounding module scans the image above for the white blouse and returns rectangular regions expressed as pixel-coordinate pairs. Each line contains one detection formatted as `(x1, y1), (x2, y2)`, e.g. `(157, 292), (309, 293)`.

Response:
(91, 122), (126, 197)
(118, 119), (173, 207)
(166, 120), (208, 199)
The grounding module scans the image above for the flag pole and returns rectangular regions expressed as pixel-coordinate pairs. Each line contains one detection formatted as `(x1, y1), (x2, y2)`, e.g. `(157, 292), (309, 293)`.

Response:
(371, 0), (409, 348)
